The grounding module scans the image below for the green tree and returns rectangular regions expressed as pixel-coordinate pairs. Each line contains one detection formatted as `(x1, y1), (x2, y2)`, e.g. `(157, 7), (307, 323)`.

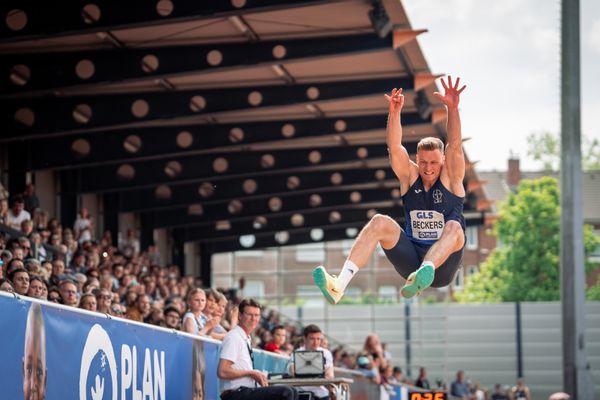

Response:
(527, 131), (600, 170)
(456, 177), (600, 302)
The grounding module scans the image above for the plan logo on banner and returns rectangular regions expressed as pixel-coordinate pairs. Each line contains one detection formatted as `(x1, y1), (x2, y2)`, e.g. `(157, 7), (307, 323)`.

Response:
(79, 323), (167, 399)
(80, 324), (118, 400)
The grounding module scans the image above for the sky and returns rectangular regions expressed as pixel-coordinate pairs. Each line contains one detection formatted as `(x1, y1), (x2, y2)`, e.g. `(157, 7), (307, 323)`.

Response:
(403, 0), (600, 171)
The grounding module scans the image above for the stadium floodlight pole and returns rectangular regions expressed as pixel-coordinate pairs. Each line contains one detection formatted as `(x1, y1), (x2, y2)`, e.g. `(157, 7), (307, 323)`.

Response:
(560, 0), (593, 398)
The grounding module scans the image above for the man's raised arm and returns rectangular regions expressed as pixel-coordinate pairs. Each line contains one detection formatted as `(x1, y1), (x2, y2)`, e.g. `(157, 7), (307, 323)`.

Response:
(434, 76), (466, 193)
(385, 88), (412, 194)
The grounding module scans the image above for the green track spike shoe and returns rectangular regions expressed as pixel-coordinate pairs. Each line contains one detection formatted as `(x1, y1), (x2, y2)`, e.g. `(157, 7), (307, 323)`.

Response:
(401, 262), (435, 299)
(312, 266), (344, 305)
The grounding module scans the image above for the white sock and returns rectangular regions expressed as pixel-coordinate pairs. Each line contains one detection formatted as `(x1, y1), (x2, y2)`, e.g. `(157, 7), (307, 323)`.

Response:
(337, 260), (359, 290)
(420, 260), (435, 270)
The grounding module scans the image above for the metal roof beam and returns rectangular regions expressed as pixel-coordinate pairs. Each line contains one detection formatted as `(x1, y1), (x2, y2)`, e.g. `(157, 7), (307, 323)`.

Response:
(1, 33), (399, 95)
(148, 186), (403, 229)
(182, 205), (403, 242)
(118, 166), (399, 212)
(72, 142), (419, 193)
(0, 0), (341, 42)
(207, 214), (485, 252)
(208, 223), (369, 253)
(25, 113), (429, 170)
(2, 76), (420, 137)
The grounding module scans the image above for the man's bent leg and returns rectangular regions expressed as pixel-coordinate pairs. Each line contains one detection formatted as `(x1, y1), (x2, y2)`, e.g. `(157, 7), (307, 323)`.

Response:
(401, 220), (464, 298)
(313, 214), (400, 304)
(423, 220), (465, 268)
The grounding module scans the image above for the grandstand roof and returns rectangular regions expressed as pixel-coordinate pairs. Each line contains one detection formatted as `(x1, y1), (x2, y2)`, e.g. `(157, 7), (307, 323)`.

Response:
(0, 0), (488, 252)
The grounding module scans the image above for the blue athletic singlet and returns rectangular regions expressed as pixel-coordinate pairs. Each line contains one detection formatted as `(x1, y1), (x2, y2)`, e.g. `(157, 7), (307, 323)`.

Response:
(402, 176), (466, 245)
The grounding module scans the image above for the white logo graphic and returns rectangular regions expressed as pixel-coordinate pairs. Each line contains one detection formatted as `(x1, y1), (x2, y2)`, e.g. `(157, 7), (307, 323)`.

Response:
(432, 189), (443, 204)
(80, 324), (118, 400)
(414, 189), (422, 194)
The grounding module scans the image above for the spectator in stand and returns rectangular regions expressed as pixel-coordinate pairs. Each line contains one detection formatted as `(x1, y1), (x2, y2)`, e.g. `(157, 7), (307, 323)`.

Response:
(29, 231), (46, 261)
(19, 237), (32, 259)
(20, 219), (34, 236)
(363, 333), (389, 370)
(388, 366), (404, 385)
(511, 377), (531, 400)
(125, 294), (151, 323)
(22, 183), (40, 214)
(380, 364), (394, 385)
(47, 288), (61, 303)
(79, 293), (97, 312)
(50, 260), (65, 287)
(82, 278), (99, 294)
(27, 276), (45, 299)
(10, 244), (24, 261)
(415, 366), (431, 389)
(1, 249), (12, 271)
(204, 288), (220, 322)
(111, 302), (126, 317)
(9, 268), (30, 296)
(95, 289), (113, 314)
(6, 196), (31, 230)
(165, 294), (186, 316)
(39, 261), (52, 282)
(32, 209), (49, 232)
(339, 351), (355, 370)
(0, 198), (9, 225)
(0, 278), (14, 293)
(73, 272), (87, 293)
(491, 384), (509, 400)
(70, 251), (87, 274)
(473, 382), (486, 400)
(120, 228), (140, 259)
(208, 291), (232, 341)
(73, 207), (93, 243)
(163, 305), (182, 330)
(7, 258), (25, 275)
(146, 307), (164, 326)
(39, 280), (48, 300)
(451, 370), (471, 400)
(24, 258), (42, 277)
(264, 325), (291, 356)
(355, 352), (381, 384)
(221, 298), (240, 332)
(183, 288), (218, 336)
(59, 279), (79, 307)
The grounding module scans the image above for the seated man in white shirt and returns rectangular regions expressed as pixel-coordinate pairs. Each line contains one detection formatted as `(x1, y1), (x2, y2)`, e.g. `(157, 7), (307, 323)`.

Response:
(218, 298), (298, 400)
(291, 324), (335, 400)
(6, 196), (31, 231)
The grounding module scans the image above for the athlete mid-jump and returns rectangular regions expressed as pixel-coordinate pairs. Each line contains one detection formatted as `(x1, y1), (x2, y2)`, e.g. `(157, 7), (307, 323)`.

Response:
(313, 76), (467, 303)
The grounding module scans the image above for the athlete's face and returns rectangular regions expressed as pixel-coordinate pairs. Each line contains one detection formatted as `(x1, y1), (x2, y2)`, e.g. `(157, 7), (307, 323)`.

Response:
(416, 149), (444, 185)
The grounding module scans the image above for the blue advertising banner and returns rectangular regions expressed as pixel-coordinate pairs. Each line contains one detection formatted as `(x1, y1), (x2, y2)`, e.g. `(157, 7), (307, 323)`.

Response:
(0, 293), (294, 400)
(0, 294), (194, 399)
